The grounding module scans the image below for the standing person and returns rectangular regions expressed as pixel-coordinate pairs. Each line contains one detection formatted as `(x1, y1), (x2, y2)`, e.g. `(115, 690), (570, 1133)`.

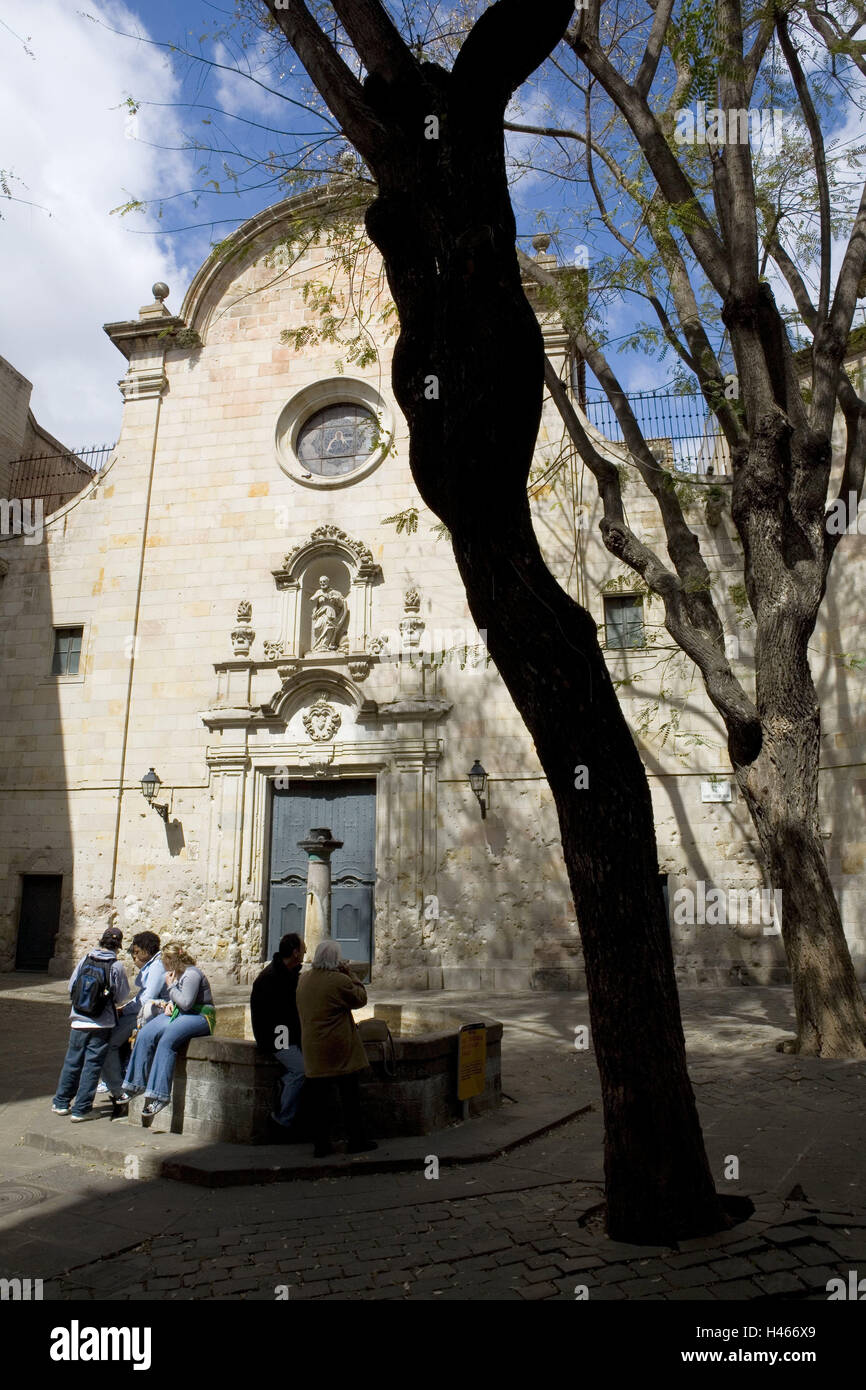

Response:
(52, 927), (130, 1123)
(123, 943), (215, 1118)
(250, 933), (307, 1143)
(296, 940), (377, 1158)
(101, 931), (168, 1117)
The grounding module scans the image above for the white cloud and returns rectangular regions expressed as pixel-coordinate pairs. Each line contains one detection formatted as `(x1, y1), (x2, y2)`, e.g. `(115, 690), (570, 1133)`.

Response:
(0, 0), (197, 448)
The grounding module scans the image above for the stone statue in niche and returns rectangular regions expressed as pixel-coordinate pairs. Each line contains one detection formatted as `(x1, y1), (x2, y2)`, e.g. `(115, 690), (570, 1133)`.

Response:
(309, 575), (347, 652)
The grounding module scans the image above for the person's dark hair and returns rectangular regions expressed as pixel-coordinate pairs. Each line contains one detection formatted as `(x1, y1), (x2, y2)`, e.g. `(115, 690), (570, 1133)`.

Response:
(132, 931), (160, 958)
(100, 927), (123, 950)
(279, 933), (302, 959)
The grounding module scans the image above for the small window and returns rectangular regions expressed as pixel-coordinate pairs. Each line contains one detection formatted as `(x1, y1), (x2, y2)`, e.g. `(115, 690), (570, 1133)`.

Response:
(52, 626), (83, 676)
(604, 595), (645, 649)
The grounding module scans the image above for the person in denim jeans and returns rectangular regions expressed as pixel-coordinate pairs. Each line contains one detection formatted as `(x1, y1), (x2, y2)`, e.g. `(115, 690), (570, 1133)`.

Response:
(123, 943), (214, 1117)
(250, 933), (306, 1142)
(53, 927), (130, 1122)
(101, 931), (168, 1116)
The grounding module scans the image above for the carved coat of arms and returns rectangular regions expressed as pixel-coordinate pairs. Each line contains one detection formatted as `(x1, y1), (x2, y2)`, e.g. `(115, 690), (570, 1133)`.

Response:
(303, 692), (342, 742)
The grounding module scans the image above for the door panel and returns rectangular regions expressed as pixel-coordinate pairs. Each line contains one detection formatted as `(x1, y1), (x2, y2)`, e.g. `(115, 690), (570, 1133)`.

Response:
(268, 780), (376, 962)
(16, 875), (63, 970)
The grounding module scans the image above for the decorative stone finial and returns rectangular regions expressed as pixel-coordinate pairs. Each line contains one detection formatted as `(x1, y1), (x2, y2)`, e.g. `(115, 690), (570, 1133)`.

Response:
(404, 586), (421, 614)
(231, 599), (254, 657)
(532, 233), (551, 257)
(152, 282), (169, 303)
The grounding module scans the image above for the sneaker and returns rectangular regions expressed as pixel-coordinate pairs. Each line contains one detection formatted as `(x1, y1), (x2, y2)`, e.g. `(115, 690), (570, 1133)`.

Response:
(346, 1139), (378, 1155)
(110, 1097), (129, 1119)
(142, 1098), (169, 1117)
(70, 1112), (96, 1123)
(51, 1103), (70, 1115)
(96, 1081), (110, 1094)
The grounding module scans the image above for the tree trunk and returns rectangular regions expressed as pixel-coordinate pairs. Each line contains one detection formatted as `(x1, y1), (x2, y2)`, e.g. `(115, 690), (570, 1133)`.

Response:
(734, 716), (866, 1058)
(453, 526), (726, 1240)
(359, 73), (728, 1239)
(728, 379), (866, 1057)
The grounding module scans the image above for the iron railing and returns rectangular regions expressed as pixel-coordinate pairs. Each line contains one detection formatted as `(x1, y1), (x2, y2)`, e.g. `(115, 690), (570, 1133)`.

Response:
(8, 444), (115, 512)
(581, 390), (731, 475)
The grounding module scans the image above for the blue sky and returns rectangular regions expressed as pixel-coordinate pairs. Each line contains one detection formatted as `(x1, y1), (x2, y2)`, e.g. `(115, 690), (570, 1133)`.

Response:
(1, 1), (861, 450)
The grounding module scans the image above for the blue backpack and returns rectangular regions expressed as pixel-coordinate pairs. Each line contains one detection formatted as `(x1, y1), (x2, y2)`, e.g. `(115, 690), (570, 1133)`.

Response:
(71, 955), (113, 1017)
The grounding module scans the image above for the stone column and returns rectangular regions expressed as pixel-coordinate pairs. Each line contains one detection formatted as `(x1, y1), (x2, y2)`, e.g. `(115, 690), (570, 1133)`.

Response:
(298, 827), (343, 958)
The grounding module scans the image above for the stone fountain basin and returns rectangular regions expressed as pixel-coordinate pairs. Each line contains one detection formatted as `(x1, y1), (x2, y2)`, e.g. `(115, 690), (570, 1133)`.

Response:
(127, 1001), (502, 1142)
(354, 1004), (503, 1137)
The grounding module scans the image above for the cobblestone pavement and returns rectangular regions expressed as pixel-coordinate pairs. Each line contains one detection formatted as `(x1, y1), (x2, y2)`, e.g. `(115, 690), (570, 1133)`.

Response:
(1, 986), (865, 1301)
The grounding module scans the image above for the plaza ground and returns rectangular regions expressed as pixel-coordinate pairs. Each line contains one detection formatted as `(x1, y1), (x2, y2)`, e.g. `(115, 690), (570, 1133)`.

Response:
(0, 976), (864, 1301)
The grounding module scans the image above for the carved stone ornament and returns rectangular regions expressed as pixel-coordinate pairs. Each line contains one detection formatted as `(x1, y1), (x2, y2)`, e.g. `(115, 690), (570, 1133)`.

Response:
(303, 692), (342, 742)
(400, 615), (425, 649)
(277, 661), (302, 683)
(264, 638), (291, 660)
(305, 746), (335, 778)
(279, 524), (378, 579)
(231, 600), (255, 657)
(404, 586), (421, 613)
(348, 658), (371, 682)
(369, 634), (390, 655)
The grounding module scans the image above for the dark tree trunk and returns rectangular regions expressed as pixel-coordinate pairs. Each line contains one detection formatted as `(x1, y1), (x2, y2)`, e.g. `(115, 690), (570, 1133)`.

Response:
(359, 62), (727, 1240)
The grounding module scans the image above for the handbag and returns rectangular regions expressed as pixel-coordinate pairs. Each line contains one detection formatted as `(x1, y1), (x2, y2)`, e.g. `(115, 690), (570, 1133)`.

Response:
(357, 1018), (396, 1077)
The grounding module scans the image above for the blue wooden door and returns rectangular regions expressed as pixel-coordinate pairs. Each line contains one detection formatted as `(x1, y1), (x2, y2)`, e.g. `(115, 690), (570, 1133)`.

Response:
(268, 779), (376, 964)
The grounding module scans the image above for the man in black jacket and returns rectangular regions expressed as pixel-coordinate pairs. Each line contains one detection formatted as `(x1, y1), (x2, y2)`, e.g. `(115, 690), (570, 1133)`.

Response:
(250, 933), (306, 1142)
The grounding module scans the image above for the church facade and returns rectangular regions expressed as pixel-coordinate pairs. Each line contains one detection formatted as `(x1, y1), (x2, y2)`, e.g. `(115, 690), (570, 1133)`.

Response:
(1, 188), (864, 989)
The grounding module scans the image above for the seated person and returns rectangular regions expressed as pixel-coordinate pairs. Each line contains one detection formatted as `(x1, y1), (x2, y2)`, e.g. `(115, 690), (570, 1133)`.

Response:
(123, 943), (214, 1117)
(250, 933), (306, 1142)
(101, 930), (167, 1116)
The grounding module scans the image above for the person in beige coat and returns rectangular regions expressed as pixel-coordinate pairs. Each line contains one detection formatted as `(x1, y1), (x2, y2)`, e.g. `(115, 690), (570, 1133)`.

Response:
(296, 939), (377, 1158)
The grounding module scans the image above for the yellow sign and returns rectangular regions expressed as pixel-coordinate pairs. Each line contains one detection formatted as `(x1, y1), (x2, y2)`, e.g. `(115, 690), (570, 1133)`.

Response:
(457, 1023), (486, 1100)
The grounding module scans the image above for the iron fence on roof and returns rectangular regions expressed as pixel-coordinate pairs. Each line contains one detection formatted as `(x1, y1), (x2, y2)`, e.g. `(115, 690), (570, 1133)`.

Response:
(8, 443), (116, 513)
(581, 390), (731, 476)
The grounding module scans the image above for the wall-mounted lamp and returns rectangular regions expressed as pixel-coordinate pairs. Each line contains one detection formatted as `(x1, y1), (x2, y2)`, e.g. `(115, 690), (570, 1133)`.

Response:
(468, 759), (488, 819)
(141, 768), (169, 822)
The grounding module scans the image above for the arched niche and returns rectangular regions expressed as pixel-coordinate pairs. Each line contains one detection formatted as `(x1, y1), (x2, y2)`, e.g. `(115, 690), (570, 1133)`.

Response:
(267, 525), (382, 660)
(299, 558), (351, 656)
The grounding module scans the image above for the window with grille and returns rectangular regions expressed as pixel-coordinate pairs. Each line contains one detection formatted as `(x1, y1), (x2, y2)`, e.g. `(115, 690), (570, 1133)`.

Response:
(603, 595), (645, 649)
(52, 627), (83, 676)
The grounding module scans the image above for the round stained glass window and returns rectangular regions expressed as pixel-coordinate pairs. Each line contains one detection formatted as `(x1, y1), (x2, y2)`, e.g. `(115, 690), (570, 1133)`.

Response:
(296, 403), (377, 477)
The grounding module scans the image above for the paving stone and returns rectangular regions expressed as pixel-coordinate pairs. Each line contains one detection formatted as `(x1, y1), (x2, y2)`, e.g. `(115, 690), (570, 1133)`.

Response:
(752, 1249), (802, 1273)
(796, 1265), (840, 1290)
(705, 1278), (762, 1300)
(794, 1244), (839, 1266)
(665, 1264), (716, 1288)
(518, 1281), (559, 1299)
(623, 1275), (669, 1296)
(763, 1223), (818, 1244)
(593, 1262), (639, 1284)
(291, 1279), (333, 1298)
(708, 1256), (760, 1279)
(755, 1270), (808, 1296)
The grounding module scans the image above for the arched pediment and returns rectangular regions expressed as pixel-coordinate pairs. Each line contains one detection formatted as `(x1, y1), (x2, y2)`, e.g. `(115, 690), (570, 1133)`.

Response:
(273, 525), (381, 587)
(267, 667), (365, 724)
(178, 187), (352, 346)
